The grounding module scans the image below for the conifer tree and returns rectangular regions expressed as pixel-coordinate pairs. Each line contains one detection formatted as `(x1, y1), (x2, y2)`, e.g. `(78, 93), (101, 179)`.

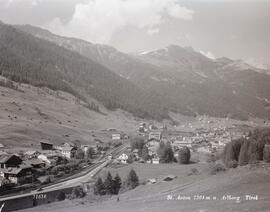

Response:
(112, 173), (122, 194)
(178, 146), (191, 164)
(126, 169), (139, 189)
(94, 176), (105, 195)
(141, 145), (149, 161)
(239, 139), (250, 166)
(104, 172), (113, 194)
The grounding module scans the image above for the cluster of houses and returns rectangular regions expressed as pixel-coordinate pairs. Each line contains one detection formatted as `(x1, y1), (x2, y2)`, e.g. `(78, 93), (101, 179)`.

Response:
(117, 124), (243, 165)
(116, 130), (194, 165)
(0, 141), (98, 188)
(0, 154), (34, 185)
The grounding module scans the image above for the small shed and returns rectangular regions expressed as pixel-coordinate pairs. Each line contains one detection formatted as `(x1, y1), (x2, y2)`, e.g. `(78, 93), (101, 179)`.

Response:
(162, 175), (177, 182)
(40, 141), (53, 150)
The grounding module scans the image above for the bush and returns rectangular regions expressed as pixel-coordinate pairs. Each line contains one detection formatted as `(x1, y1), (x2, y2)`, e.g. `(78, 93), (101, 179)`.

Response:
(57, 191), (66, 201)
(207, 154), (217, 163)
(178, 147), (191, 164)
(57, 171), (65, 178)
(187, 168), (199, 176)
(227, 160), (238, 168)
(70, 186), (86, 199)
(210, 163), (226, 175)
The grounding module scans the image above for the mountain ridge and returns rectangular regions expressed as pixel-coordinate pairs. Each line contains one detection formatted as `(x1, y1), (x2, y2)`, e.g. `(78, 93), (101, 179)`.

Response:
(7, 23), (270, 120)
(0, 22), (169, 120)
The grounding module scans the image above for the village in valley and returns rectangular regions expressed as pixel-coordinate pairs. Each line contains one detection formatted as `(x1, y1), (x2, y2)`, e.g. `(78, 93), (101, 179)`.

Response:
(116, 118), (250, 165)
(0, 115), (252, 194)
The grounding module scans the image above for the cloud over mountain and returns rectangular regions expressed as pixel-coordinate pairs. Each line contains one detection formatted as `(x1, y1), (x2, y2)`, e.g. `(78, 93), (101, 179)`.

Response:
(46, 0), (194, 43)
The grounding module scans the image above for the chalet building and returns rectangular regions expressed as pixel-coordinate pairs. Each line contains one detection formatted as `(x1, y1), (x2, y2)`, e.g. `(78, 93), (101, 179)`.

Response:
(0, 165), (33, 185)
(148, 131), (162, 141)
(0, 154), (22, 169)
(40, 141), (53, 150)
(59, 146), (77, 159)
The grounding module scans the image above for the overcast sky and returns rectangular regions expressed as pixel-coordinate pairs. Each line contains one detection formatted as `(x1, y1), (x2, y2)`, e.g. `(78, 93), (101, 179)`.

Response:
(0, 0), (270, 67)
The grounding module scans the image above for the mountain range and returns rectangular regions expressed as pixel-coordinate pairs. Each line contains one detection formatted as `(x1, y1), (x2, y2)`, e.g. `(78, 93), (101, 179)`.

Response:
(0, 22), (269, 120)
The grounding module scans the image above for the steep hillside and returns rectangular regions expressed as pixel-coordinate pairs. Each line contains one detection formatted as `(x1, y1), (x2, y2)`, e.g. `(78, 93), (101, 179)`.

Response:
(0, 22), (169, 120)
(15, 24), (270, 120)
(0, 80), (140, 149)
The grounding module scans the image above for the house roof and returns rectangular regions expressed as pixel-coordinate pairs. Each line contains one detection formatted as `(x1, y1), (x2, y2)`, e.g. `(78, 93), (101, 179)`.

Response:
(61, 142), (75, 147)
(0, 154), (21, 164)
(0, 143), (4, 148)
(173, 140), (192, 144)
(0, 165), (32, 175)
(24, 159), (45, 166)
(40, 141), (53, 145)
(25, 150), (40, 155)
(149, 131), (162, 135)
(162, 175), (177, 181)
(37, 176), (50, 183)
(60, 146), (76, 151)
(0, 155), (12, 163)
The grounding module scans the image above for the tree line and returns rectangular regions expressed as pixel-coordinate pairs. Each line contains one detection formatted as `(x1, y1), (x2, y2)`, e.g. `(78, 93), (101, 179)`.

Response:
(223, 128), (270, 167)
(94, 169), (139, 196)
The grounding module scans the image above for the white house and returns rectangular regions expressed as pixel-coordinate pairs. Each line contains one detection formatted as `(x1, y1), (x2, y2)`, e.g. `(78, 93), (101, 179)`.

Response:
(148, 131), (162, 141)
(112, 134), (122, 140)
(59, 146), (76, 159)
(152, 157), (160, 164)
(118, 153), (128, 164)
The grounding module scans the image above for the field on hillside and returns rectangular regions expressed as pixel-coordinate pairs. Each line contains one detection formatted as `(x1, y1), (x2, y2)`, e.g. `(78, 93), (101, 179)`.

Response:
(0, 83), (140, 150)
(19, 161), (270, 212)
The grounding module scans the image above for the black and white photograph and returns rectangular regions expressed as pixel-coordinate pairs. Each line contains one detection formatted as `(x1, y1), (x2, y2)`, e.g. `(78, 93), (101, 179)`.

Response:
(0, 0), (269, 211)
